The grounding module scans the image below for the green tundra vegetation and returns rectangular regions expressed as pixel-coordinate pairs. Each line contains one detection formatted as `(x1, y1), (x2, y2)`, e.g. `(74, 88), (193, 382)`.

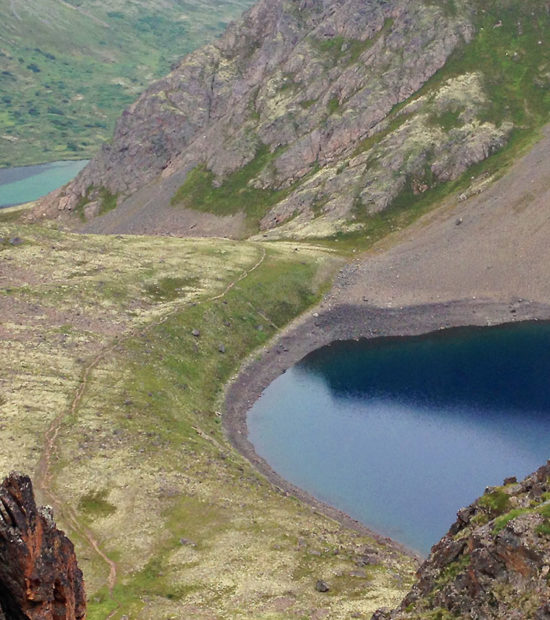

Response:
(0, 0), (253, 167)
(0, 213), (417, 618)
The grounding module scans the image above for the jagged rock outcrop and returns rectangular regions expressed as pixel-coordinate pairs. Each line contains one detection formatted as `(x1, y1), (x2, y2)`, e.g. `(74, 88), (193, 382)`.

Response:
(373, 463), (550, 620)
(31, 0), (547, 237)
(0, 473), (86, 620)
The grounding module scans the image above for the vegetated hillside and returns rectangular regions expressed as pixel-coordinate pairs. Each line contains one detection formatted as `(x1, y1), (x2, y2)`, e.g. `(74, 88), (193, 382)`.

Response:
(0, 0), (253, 167)
(374, 462), (550, 620)
(35, 0), (550, 240)
(0, 213), (417, 618)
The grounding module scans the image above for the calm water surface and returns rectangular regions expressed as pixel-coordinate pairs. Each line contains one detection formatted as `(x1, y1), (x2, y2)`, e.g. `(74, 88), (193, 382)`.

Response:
(248, 323), (550, 554)
(0, 160), (88, 207)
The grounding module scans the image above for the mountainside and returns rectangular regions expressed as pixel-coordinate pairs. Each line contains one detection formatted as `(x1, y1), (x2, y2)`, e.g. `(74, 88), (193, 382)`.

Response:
(0, 0), (253, 167)
(34, 0), (550, 239)
(374, 462), (550, 620)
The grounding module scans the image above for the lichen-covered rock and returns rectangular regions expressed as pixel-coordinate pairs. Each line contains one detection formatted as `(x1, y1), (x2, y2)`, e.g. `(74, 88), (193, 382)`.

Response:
(32, 0), (479, 233)
(32, 0), (542, 238)
(0, 472), (86, 620)
(373, 462), (550, 619)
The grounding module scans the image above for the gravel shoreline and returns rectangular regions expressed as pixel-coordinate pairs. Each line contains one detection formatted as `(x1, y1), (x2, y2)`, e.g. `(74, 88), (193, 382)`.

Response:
(224, 297), (550, 559)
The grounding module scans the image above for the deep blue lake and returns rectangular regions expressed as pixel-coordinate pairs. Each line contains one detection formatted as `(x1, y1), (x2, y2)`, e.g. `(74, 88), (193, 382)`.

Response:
(0, 160), (88, 207)
(248, 323), (550, 554)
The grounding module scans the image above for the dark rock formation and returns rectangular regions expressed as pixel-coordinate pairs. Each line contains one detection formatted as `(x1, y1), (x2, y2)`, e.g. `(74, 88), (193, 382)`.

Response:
(0, 472), (86, 620)
(374, 462), (550, 619)
(34, 0), (524, 238)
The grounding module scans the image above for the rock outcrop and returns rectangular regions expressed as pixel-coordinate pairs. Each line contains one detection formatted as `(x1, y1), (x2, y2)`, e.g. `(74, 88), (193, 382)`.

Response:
(0, 472), (86, 620)
(34, 0), (537, 237)
(373, 462), (550, 619)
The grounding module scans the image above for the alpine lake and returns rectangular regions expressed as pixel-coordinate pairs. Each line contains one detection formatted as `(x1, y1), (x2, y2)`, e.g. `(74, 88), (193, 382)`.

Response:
(248, 322), (550, 554)
(0, 160), (88, 208)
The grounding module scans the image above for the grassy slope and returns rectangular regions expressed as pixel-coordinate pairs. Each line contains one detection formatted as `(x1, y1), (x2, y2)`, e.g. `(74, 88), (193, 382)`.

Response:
(0, 216), (416, 618)
(0, 0), (253, 167)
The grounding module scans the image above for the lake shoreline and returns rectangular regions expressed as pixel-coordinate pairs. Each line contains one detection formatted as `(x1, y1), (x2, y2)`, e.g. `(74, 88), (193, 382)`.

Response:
(223, 297), (550, 560)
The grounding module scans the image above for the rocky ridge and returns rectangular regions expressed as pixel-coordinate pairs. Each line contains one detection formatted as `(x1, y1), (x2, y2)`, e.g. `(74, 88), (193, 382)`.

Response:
(373, 462), (550, 619)
(0, 472), (85, 620)
(33, 0), (543, 238)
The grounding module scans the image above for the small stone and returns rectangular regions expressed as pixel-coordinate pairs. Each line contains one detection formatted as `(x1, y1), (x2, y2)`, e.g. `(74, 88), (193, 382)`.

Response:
(179, 538), (197, 547)
(455, 218), (463, 226)
(218, 344), (226, 353)
(315, 580), (329, 593)
(9, 237), (23, 246)
(192, 329), (200, 337)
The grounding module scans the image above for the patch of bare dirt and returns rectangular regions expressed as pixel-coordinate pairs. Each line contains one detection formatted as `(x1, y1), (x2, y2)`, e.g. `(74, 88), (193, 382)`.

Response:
(78, 173), (248, 238)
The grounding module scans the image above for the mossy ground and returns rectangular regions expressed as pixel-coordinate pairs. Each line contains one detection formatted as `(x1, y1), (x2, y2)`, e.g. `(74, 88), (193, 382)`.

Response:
(0, 217), (416, 618)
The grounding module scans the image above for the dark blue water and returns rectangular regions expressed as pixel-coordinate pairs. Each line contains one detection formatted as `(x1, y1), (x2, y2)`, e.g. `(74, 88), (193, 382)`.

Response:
(248, 323), (550, 554)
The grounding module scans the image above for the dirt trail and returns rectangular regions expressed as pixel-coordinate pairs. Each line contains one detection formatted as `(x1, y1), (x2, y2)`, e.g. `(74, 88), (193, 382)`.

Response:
(34, 245), (266, 595)
(35, 345), (119, 591)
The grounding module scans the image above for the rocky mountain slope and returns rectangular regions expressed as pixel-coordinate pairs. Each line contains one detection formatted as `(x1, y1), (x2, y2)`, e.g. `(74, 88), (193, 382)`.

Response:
(34, 0), (550, 239)
(0, 472), (85, 619)
(0, 0), (253, 166)
(373, 462), (550, 619)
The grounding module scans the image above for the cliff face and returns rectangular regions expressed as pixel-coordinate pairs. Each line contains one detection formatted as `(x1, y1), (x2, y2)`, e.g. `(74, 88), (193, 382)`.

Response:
(373, 462), (550, 620)
(0, 473), (85, 620)
(32, 0), (550, 237)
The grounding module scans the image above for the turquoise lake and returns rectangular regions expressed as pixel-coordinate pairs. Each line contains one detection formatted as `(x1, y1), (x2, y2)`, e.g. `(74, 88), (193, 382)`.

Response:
(248, 323), (550, 555)
(0, 160), (88, 207)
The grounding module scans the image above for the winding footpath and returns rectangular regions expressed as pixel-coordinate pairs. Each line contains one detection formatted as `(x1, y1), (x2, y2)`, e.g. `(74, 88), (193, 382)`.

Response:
(34, 244), (266, 597)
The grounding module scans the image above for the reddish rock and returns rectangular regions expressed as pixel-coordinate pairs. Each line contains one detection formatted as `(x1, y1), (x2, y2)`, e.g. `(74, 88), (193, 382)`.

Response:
(0, 472), (86, 619)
